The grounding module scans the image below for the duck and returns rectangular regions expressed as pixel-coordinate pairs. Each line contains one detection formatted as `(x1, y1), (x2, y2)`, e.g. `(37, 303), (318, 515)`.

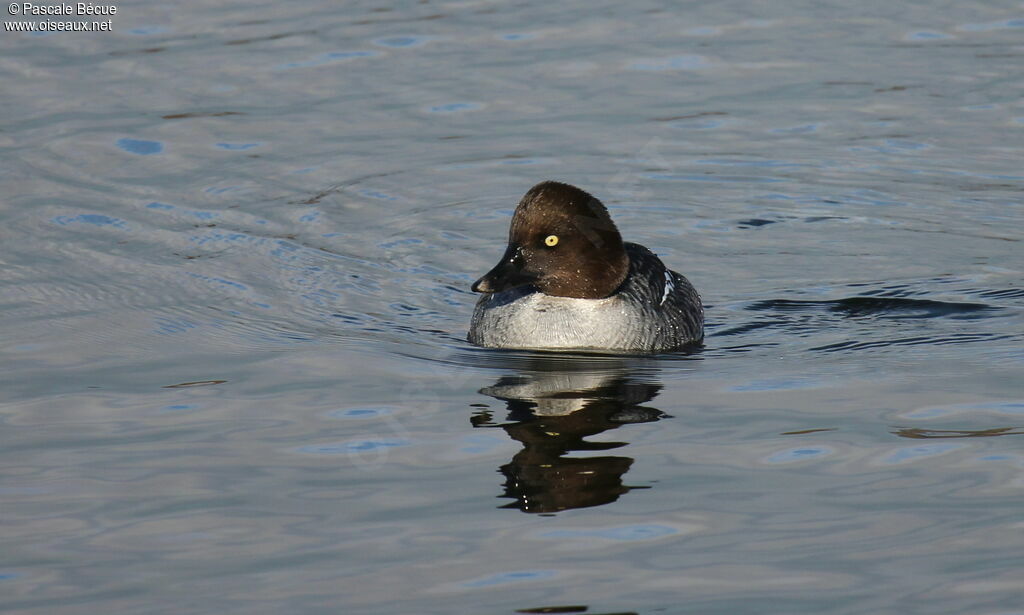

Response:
(468, 181), (703, 352)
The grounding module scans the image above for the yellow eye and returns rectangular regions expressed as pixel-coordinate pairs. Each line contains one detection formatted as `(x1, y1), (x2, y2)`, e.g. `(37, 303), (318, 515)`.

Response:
(544, 235), (559, 247)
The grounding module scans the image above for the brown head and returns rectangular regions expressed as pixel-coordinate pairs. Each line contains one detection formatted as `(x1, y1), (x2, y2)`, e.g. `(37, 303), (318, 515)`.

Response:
(471, 181), (630, 299)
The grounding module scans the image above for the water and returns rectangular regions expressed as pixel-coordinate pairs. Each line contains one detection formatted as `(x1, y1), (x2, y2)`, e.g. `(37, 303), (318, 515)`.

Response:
(2, 1), (1023, 613)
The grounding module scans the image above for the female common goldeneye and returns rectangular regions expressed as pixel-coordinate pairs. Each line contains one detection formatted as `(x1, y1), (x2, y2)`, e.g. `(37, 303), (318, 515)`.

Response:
(468, 181), (703, 352)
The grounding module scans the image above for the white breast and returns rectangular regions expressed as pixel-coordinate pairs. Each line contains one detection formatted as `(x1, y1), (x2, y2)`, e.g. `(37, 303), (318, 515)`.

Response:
(469, 291), (649, 351)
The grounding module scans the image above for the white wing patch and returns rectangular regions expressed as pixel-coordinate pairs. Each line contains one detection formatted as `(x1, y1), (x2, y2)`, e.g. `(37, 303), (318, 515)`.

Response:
(660, 270), (674, 305)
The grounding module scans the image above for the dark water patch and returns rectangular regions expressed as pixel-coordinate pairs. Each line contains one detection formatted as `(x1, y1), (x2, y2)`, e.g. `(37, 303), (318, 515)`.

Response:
(224, 30), (316, 46)
(705, 289), (1019, 359)
(874, 85), (921, 93)
(518, 608), (636, 615)
(650, 111), (728, 122)
(737, 218), (777, 228)
(109, 46), (166, 56)
(893, 427), (1024, 439)
(351, 12), (446, 26)
(162, 111), (245, 120)
(782, 428), (837, 435)
(809, 332), (1012, 353)
(163, 380), (227, 389)
(735, 215), (845, 229)
(972, 288), (1024, 300)
(747, 296), (999, 320)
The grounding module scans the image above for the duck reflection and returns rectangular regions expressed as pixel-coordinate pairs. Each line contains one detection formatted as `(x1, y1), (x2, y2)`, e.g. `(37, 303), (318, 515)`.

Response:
(470, 355), (668, 514)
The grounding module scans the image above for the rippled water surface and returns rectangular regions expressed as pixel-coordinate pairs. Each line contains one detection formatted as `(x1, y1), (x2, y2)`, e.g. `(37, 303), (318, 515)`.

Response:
(2, 1), (1023, 614)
